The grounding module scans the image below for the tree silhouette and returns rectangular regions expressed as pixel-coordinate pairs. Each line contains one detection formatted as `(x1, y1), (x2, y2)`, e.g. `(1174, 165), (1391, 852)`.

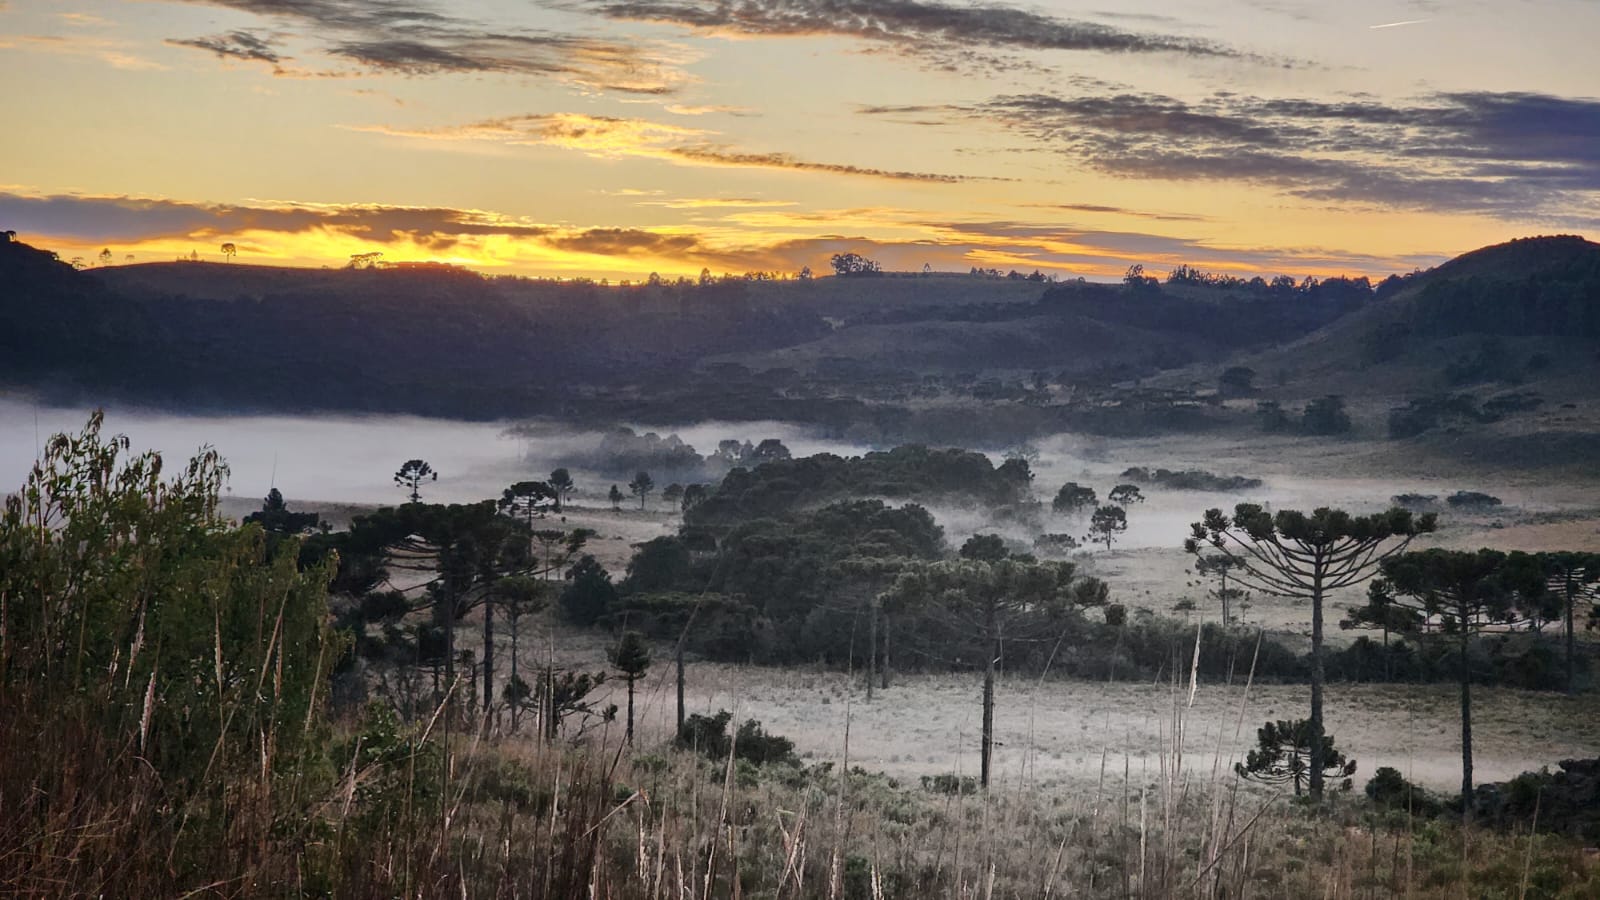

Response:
(1108, 484), (1145, 505)
(548, 468), (575, 510)
(609, 631), (652, 744)
(1188, 505), (1435, 799)
(1087, 505), (1127, 550)
(1538, 552), (1600, 693)
(98, 248), (112, 267)
(494, 576), (547, 732)
(1235, 719), (1356, 796)
(628, 471), (654, 510)
(662, 483), (685, 509)
(830, 252), (880, 277)
(220, 242), (237, 262)
(1052, 482), (1097, 515)
(499, 480), (555, 531)
(1354, 549), (1548, 813)
(608, 484), (623, 510)
(243, 487), (321, 536)
(681, 483), (708, 512)
(393, 459), (437, 503)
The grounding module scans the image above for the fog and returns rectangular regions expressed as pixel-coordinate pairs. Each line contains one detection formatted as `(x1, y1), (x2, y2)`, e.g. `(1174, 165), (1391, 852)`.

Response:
(0, 400), (871, 509)
(0, 399), (1540, 554)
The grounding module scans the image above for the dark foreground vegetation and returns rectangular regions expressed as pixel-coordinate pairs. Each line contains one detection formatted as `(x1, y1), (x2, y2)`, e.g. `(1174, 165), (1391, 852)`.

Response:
(5, 415), (1600, 897)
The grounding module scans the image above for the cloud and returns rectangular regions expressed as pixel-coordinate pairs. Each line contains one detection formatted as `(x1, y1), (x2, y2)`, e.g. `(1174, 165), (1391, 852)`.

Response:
(638, 197), (798, 208)
(0, 189), (1447, 279)
(664, 103), (757, 116)
(167, 30), (284, 65)
(864, 87), (1600, 221)
(572, 0), (1244, 74)
(166, 0), (690, 93)
(356, 112), (989, 182)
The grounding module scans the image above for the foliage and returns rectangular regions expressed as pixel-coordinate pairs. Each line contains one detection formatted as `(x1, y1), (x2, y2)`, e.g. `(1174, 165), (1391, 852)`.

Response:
(675, 710), (798, 767)
(560, 555), (619, 626)
(1121, 466), (1263, 492)
(1235, 719), (1356, 796)
(394, 458), (437, 503)
(686, 445), (1037, 527)
(1087, 504), (1128, 550)
(1052, 482), (1097, 514)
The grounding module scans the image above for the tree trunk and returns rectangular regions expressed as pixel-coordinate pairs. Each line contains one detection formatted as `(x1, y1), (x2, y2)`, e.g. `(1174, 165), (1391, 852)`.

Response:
(626, 676), (636, 745)
(509, 611), (521, 732)
(1221, 568), (1230, 626)
(981, 602), (997, 790)
(866, 600), (877, 701)
(482, 595), (494, 717)
(1460, 625), (1475, 818)
(1565, 573), (1577, 695)
(881, 612), (891, 690)
(676, 642), (686, 735)
(1308, 562), (1327, 800)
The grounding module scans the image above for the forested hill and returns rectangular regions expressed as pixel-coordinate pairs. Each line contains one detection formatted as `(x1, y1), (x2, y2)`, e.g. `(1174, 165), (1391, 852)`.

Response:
(1, 235), (1595, 428)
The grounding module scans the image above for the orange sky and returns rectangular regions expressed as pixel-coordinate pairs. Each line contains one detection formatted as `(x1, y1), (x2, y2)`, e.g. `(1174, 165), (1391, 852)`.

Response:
(2, 0), (1597, 281)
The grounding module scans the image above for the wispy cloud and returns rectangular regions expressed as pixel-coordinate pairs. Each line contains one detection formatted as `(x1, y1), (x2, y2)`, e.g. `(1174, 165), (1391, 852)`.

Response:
(355, 112), (991, 182)
(166, 0), (692, 93)
(167, 30), (284, 65)
(569, 0), (1253, 75)
(863, 86), (1600, 221)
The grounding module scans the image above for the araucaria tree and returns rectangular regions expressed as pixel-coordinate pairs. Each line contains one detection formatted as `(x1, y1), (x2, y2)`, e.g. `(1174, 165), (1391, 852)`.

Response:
(394, 458), (437, 503)
(1188, 504), (1435, 799)
(608, 484), (624, 510)
(1087, 504), (1127, 550)
(1355, 549), (1546, 812)
(1538, 552), (1600, 693)
(609, 631), (652, 744)
(548, 468), (575, 510)
(885, 557), (1105, 788)
(629, 471), (654, 509)
(1235, 720), (1357, 796)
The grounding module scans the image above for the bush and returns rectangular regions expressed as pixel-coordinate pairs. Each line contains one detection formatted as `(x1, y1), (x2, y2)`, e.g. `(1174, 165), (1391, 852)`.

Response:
(676, 710), (798, 767)
(1447, 490), (1503, 509)
(1366, 766), (1445, 817)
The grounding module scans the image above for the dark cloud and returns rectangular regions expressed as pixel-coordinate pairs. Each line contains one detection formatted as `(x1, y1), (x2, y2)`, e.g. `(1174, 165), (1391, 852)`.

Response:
(166, 30), (284, 64)
(1021, 203), (1210, 223)
(574, 0), (1245, 74)
(168, 0), (684, 92)
(0, 192), (552, 243)
(544, 227), (704, 256)
(866, 87), (1600, 221)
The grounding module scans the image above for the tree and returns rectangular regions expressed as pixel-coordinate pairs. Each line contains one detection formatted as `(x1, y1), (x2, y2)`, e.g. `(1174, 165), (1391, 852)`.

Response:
(494, 576), (547, 732)
(393, 459), (437, 503)
(830, 252), (880, 277)
(1355, 549), (1547, 812)
(609, 631), (652, 744)
(749, 438), (792, 463)
(1193, 551), (1245, 626)
(1087, 505), (1127, 550)
(1538, 552), (1600, 693)
(1052, 482), (1097, 515)
(220, 242), (237, 262)
(608, 485), (624, 510)
(548, 468), (575, 510)
(499, 480), (555, 532)
(1188, 505), (1435, 799)
(1302, 395), (1352, 435)
(662, 483), (685, 509)
(681, 483), (708, 512)
(1108, 484), (1145, 505)
(884, 558), (1105, 788)
(1235, 720), (1356, 796)
(98, 247), (112, 266)
(242, 487), (321, 536)
(959, 533), (1009, 563)
(629, 471), (654, 510)
(797, 265), (813, 281)
(560, 555), (617, 626)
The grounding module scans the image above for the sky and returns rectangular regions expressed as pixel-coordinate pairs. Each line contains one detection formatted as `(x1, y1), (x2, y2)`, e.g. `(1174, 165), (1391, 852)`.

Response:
(1, 0), (1597, 281)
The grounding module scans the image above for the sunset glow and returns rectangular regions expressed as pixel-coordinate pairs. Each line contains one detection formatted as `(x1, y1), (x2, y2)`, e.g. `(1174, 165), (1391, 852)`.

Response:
(3, 0), (1596, 280)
